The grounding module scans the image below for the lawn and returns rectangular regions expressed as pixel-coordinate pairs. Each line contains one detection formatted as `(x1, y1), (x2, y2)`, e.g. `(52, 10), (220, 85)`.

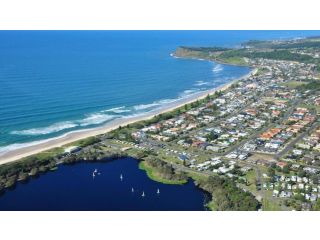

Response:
(279, 81), (307, 89)
(262, 191), (283, 211)
(245, 169), (257, 193)
(218, 56), (248, 66)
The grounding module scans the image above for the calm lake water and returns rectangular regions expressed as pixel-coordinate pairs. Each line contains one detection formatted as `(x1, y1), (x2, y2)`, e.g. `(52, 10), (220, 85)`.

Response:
(0, 157), (209, 211)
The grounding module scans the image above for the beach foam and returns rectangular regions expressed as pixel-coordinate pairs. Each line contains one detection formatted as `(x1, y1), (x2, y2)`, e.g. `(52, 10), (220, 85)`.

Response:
(11, 121), (78, 136)
(10, 113), (117, 136)
(102, 106), (131, 114)
(212, 64), (223, 73)
(0, 137), (64, 156)
(78, 113), (116, 127)
(133, 103), (160, 111)
(179, 89), (201, 98)
(194, 80), (211, 86)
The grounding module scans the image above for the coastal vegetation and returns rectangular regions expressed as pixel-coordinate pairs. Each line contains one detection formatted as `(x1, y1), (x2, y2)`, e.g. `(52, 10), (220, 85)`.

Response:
(175, 41), (320, 66)
(220, 49), (314, 63)
(196, 175), (260, 211)
(0, 145), (127, 194)
(297, 81), (320, 91)
(67, 136), (101, 148)
(0, 151), (58, 192)
(244, 38), (320, 50)
(174, 46), (249, 66)
(139, 158), (188, 185)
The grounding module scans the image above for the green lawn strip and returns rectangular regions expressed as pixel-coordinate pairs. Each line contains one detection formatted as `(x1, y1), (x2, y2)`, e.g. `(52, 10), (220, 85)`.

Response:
(217, 56), (248, 66)
(279, 81), (307, 89)
(262, 191), (283, 211)
(245, 170), (258, 193)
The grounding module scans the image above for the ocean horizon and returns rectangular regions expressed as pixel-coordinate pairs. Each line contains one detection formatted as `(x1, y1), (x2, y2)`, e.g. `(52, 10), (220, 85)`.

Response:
(1, 30), (320, 155)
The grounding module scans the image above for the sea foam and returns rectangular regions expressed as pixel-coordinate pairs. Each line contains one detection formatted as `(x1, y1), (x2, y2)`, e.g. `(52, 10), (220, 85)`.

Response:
(102, 106), (131, 114)
(194, 80), (211, 86)
(212, 64), (223, 73)
(79, 113), (116, 127)
(10, 113), (116, 136)
(133, 103), (160, 111)
(11, 121), (78, 136)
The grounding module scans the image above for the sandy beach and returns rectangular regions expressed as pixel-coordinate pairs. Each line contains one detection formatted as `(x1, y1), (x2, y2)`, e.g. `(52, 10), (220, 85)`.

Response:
(0, 68), (257, 165)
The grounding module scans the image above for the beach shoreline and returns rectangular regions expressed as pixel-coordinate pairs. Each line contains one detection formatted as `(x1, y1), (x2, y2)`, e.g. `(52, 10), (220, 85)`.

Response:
(0, 67), (257, 165)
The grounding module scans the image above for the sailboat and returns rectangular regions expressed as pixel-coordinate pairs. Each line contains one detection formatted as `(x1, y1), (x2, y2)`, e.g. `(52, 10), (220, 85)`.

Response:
(131, 187), (134, 193)
(142, 191), (145, 197)
(120, 174), (123, 181)
(94, 169), (98, 174)
(157, 188), (160, 194)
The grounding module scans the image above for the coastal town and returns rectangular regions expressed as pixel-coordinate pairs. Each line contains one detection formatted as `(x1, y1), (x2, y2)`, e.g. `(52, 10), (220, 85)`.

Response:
(1, 37), (320, 211)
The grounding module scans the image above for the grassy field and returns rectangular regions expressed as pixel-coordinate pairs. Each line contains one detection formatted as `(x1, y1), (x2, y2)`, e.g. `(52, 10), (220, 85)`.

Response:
(217, 56), (248, 66)
(298, 103), (320, 114)
(262, 191), (283, 211)
(256, 67), (270, 75)
(245, 169), (258, 193)
(138, 161), (187, 185)
(188, 172), (209, 182)
(279, 81), (307, 89)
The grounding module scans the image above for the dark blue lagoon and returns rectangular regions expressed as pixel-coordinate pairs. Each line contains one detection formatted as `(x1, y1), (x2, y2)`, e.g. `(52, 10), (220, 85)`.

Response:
(0, 157), (208, 211)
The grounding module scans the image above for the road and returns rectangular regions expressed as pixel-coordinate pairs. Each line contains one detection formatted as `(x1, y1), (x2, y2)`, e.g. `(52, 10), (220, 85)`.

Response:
(275, 120), (320, 159)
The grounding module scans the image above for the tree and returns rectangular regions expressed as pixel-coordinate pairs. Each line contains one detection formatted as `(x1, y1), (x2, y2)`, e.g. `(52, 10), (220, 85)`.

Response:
(268, 168), (276, 179)
(30, 167), (39, 176)
(211, 103), (219, 112)
(5, 176), (16, 188)
(312, 199), (320, 211)
(311, 175), (319, 185)
(298, 170), (306, 178)
(18, 172), (29, 181)
(282, 166), (290, 174)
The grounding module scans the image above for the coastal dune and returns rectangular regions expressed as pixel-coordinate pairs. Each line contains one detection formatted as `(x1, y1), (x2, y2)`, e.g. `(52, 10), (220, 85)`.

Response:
(0, 68), (257, 165)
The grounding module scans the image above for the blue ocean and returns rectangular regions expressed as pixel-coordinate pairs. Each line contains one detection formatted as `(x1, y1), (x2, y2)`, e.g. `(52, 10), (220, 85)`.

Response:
(1, 31), (319, 154)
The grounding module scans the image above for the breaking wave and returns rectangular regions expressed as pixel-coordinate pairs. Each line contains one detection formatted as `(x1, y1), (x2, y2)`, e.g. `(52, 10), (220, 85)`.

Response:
(212, 64), (223, 73)
(133, 103), (160, 110)
(0, 140), (53, 155)
(179, 89), (200, 98)
(194, 80), (211, 86)
(102, 106), (131, 114)
(11, 121), (78, 136)
(79, 113), (115, 127)
(11, 113), (116, 136)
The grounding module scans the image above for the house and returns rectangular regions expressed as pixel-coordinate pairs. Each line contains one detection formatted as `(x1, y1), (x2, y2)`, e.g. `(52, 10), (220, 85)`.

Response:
(226, 153), (238, 159)
(218, 166), (230, 174)
(64, 146), (81, 154)
(131, 131), (146, 140)
(273, 190), (279, 197)
(206, 145), (221, 152)
(276, 162), (288, 169)
(291, 176), (297, 182)
(238, 153), (249, 160)
(178, 154), (189, 161)
(292, 149), (303, 156)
